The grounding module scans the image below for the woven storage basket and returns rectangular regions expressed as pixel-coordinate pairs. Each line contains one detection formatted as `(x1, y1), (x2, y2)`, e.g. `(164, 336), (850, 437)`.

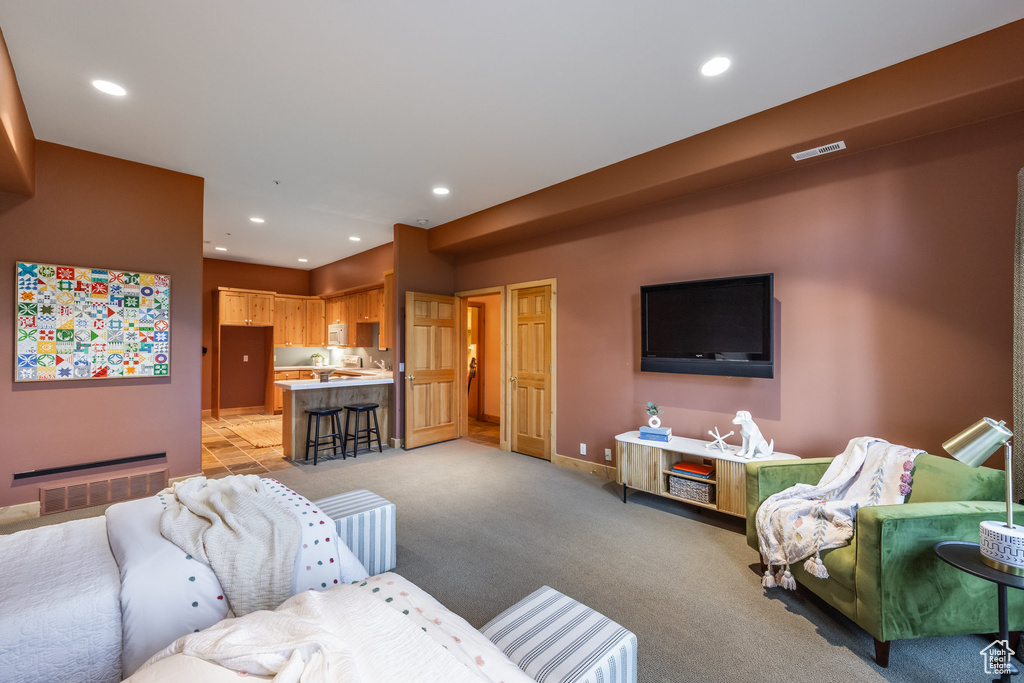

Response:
(668, 475), (715, 504)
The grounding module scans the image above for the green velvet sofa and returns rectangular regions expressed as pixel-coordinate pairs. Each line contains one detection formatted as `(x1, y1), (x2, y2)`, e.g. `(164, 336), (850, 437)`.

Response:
(745, 453), (1024, 666)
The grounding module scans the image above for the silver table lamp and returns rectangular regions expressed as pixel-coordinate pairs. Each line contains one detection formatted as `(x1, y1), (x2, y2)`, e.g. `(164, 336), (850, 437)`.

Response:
(944, 418), (1024, 575)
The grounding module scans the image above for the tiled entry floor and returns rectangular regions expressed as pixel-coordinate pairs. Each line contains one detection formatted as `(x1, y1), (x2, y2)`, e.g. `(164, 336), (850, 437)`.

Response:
(202, 412), (294, 477)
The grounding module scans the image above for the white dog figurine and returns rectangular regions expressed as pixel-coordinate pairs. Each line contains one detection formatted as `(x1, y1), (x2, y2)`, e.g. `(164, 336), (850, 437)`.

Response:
(732, 410), (774, 459)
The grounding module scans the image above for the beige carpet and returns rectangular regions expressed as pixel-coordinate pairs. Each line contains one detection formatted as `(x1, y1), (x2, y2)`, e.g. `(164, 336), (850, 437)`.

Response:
(226, 419), (283, 448)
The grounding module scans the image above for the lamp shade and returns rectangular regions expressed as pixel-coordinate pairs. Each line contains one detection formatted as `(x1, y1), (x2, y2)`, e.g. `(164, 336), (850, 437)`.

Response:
(942, 417), (1012, 468)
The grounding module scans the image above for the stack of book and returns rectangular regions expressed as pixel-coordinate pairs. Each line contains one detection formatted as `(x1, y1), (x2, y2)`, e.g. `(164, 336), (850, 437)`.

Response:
(638, 425), (672, 442)
(669, 461), (715, 479)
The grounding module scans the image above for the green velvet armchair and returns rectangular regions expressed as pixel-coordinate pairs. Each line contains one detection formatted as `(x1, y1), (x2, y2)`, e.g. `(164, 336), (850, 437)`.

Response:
(746, 453), (1024, 666)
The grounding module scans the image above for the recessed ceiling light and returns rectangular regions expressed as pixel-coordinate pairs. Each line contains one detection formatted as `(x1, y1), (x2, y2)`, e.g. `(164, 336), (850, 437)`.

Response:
(433, 187), (450, 195)
(92, 79), (127, 96)
(249, 217), (265, 223)
(215, 247), (227, 251)
(700, 56), (731, 77)
(298, 258), (308, 263)
(349, 236), (361, 242)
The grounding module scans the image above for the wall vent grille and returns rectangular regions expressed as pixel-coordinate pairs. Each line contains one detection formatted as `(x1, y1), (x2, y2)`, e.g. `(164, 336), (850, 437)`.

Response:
(39, 468), (168, 515)
(792, 140), (847, 161)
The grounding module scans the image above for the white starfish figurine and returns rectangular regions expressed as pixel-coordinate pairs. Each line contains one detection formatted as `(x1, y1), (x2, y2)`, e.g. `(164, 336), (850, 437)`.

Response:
(705, 427), (734, 452)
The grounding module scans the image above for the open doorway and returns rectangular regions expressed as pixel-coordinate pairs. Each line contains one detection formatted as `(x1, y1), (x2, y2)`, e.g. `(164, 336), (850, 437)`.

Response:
(463, 292), (502, 447)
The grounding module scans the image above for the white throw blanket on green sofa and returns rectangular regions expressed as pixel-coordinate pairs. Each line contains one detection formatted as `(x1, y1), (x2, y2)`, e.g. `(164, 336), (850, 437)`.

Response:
(755, 436), (921, 589)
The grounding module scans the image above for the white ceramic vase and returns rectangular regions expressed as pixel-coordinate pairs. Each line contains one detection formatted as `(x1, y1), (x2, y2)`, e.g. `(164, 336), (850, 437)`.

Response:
(648, 415), (661, 429)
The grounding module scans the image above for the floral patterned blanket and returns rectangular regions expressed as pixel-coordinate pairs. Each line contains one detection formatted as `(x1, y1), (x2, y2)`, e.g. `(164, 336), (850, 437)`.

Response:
(755, 436), (921, 589)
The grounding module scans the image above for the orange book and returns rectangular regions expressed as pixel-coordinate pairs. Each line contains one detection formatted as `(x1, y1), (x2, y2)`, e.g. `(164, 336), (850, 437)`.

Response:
(671, 462), (715, 477)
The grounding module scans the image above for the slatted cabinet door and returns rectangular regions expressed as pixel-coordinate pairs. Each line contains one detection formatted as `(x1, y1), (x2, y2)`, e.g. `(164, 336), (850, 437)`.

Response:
(510, 285), (552, 460)
(404, 292), (459, 449)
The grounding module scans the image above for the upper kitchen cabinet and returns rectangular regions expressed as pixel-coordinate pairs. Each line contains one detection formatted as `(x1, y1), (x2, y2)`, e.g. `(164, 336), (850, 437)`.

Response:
(380, 271), (394, 350)
(273, 295), (306, 346)
(218, 288), (275, 326)
(305, 298), (326, 347)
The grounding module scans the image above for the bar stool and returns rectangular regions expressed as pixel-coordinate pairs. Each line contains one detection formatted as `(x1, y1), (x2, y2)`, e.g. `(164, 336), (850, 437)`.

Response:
(343, 403), (383, 456)
(305, 406), (345, 465)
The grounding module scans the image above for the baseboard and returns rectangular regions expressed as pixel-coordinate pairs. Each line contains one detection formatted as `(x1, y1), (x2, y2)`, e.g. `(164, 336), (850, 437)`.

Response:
(0, 501), (41, 525)
(552, 453), (615, 480)
(201, 409), (212, 418)
(391, 437), (404, 449)
(217, 405), (268, 416)
(482, 413), (500, 424)
(169, 473), (200, 486)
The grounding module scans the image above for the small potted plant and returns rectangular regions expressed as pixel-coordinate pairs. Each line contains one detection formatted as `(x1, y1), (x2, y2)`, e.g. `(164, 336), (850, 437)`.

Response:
(310, 352), (325, 367)
(646, 401), (664, 428)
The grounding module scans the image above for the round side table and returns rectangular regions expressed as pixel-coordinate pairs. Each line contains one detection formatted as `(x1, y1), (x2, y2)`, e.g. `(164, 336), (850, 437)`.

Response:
(934, 541), (1024, 683)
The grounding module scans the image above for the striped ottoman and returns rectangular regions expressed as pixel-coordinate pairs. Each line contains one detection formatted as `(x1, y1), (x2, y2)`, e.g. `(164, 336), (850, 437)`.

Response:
(313, 489), (396, 575)
(482, 586), (637, 683)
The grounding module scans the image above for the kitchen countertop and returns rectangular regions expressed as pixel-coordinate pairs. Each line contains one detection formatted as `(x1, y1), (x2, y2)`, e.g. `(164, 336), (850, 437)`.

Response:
(275, 371), (393, 391)
(274, 365), (381, 372)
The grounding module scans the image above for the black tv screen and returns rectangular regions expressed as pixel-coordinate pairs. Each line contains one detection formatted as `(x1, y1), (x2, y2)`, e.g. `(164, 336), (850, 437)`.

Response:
(640, 273), (774, 378)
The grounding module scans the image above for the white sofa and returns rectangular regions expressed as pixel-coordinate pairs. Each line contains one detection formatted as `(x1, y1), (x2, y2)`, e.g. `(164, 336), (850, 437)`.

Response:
(0, 480), (636, 683)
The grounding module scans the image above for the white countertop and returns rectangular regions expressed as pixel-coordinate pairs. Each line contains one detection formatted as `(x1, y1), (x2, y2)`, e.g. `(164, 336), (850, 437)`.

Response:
(275, 365), (365, 371)
(616, 431), (799, 463)
(276, 372), (393, 390)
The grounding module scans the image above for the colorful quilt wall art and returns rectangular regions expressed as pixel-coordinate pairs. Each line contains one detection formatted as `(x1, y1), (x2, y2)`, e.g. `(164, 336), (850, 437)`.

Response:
(15, 261), (170, 382)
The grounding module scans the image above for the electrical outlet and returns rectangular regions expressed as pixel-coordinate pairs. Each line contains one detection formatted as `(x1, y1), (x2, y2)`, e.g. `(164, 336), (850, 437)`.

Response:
(243, 355), (248, 362)
(580, 443), (587, 456)
(605, 448), (612, 461)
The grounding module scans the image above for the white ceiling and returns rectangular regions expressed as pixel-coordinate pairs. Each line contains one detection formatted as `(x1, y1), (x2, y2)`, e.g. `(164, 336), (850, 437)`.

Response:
(3, 2), (1023, 269)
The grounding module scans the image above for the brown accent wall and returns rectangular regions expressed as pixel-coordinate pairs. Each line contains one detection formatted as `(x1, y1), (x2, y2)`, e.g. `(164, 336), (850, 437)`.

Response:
(309, 242), (394, 296)
(219, 326), (269, 409)
(201, 258), (309, 411)
(430, 19), (1024, 257)
(0, 27), (34, 196)
(0, 141), (203, 506)
(454, 112), (1024, 468)
(393, 224), (456, 440)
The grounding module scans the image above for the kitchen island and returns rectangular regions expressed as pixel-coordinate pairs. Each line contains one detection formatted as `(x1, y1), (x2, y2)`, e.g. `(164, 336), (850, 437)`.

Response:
(274, 371), (393, 459)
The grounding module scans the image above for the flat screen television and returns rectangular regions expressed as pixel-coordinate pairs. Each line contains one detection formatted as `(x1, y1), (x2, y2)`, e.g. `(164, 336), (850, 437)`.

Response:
(640, 273), (774, 378)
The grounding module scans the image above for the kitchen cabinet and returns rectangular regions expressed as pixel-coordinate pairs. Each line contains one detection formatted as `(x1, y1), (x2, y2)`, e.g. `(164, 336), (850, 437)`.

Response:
(273, 370), (300, 413)
(273, 296), (306, 346)
(218, 289), (275, 326)
(322, 285), (386, 348)
(380, 270), (394, 350)
(305, 298), (326, 347)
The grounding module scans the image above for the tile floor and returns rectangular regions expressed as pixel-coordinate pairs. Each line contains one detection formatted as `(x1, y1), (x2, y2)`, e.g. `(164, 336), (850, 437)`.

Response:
(202, 412), (500, 477)
(201, 412), (294, 477)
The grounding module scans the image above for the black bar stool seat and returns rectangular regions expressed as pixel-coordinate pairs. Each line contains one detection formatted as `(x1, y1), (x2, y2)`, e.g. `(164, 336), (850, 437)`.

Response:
(343, 403), (383, 456)
(305, 406), (346, 465)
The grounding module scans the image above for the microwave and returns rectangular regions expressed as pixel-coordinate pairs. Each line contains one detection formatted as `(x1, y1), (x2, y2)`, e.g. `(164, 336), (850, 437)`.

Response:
(327, 323), (347, 346)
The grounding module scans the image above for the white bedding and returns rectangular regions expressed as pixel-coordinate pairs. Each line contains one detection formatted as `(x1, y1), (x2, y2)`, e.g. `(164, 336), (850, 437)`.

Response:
(126, 573), (535, 683)
(0, 517), (122, 683)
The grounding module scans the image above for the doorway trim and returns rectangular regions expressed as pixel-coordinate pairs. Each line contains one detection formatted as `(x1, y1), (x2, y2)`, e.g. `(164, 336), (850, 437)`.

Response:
(456, 286), (508, 451)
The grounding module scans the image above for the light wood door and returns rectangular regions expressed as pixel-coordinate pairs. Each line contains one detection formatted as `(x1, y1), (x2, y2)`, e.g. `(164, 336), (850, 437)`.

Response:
(404, 291), (459, 449)
(219, 291), (250, 325)
(510, 285), (552, 459)
(249, 293), (275, 326)
(305, 298), (326, 347)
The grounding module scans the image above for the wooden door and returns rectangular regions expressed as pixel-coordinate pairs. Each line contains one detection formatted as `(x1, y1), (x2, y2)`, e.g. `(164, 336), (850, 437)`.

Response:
(219, 291), (249, 325)
(404, 291), (459, 449)
(249, 293), (275, 326)
(510, 285), (552, 459)
(305, 298), (326, 347)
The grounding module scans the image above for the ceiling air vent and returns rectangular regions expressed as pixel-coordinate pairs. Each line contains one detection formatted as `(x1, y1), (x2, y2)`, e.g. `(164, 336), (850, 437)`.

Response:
(792, 140), (846, 162)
